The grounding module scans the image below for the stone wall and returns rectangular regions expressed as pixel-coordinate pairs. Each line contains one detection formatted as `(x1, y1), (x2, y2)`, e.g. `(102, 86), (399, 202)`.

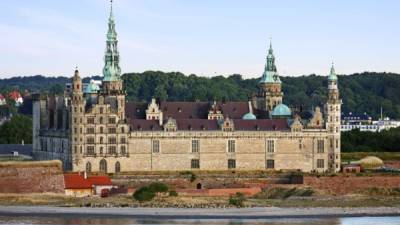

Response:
(0, 160), (64, 193)
(304, 175), (400, 195)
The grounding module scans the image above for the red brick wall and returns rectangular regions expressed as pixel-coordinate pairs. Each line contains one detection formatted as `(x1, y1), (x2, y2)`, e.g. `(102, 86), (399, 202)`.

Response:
(0, 164), (64, 193)
(304, 176), (400, 195)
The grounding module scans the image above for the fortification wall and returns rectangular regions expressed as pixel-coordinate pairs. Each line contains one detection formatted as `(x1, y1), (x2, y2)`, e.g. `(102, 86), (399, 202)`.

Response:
(0, 160), (64, 193)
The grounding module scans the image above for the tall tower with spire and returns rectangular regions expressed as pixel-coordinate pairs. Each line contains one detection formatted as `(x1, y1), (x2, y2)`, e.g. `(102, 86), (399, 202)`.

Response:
(325, 63), (341, 172)
(70, 68), (85, 167)
(253, 42), (283, 113)
(101, 0), (125, 120)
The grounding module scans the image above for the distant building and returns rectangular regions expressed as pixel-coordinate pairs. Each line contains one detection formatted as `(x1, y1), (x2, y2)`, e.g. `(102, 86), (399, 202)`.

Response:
(63, 173), (113, 197)
(0, 144), (33, 161)
(0, 94), (6, 106)
(341, 111), (400, 132)
(8, 90), (23, 107)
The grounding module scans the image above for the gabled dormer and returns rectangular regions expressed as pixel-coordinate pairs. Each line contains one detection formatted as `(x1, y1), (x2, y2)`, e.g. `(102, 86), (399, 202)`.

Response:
(208, 101), (223, 120)
(146, 98), (163, 125)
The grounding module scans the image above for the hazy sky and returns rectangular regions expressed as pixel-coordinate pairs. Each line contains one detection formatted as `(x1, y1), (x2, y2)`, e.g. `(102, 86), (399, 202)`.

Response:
(1, 0), (399, 79)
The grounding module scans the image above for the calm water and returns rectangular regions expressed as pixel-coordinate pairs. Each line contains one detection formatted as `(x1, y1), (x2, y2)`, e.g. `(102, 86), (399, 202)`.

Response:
(0, 216), (399, 225)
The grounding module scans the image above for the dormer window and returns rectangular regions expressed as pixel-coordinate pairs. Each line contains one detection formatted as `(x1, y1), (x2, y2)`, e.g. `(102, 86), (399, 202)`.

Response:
(178, 107), (182, 112)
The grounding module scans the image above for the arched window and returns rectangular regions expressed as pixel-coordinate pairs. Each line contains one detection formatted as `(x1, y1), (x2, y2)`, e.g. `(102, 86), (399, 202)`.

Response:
(99, 159), (107, 173)
(86, 162), (91, 173)
(99, 117), (103, 124)
(115, 161), (121, 173)
(120, 145), (126, 154)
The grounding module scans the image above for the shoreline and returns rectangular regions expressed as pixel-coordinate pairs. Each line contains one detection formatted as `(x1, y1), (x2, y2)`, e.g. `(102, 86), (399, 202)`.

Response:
(0, 206), (399, 219)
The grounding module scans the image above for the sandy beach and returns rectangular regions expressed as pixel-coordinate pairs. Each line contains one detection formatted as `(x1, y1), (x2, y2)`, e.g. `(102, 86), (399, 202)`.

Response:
(0, 206), (399, 219)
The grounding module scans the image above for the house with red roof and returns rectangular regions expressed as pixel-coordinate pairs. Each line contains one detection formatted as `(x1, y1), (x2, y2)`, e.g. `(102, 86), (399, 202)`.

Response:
(8, 90), (23, 106)
(63, 173), (114, 197)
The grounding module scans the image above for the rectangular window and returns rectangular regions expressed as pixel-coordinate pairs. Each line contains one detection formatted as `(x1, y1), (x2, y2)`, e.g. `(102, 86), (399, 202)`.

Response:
(108, 117), (116, 124)
(228, 140), (235, 153)
(228, 159), (236, 169)
(108, 137), (116, 144)
(267, 140), (275, 153)
(192, 140), (200, 153)
(108, 127), (116, 134)
(191, 159), (200, 169)
(87, 117), (95, 124)
(317, 140), (324, 153)
(330, 139), (333, 148)
(120, 137), (126, 144)
(317, 159), (324, 169)
(336, 139), (339, 148)
(152, 140), (160, 153)
(86, 137), (95, 144)
(87, 127), (95, 134)
(86, 146), (95, 155)
(108, 145), (116, 154)
(266, 159), (275, 169)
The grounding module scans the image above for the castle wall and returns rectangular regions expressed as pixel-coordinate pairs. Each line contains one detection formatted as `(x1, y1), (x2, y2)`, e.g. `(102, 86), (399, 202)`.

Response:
(73, 130), (330, 173)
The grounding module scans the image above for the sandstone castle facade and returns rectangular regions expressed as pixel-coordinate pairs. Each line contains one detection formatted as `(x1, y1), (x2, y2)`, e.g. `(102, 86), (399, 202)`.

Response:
(32, 2), (342, 173)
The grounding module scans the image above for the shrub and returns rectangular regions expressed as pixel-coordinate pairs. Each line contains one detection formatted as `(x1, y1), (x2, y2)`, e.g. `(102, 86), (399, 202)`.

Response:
(169, 190), (178, 197)
(148, 182), (169, 193)
(133, 187), (156, 202)
(254, 187), (314, 199)
(228, 192), (246, 207)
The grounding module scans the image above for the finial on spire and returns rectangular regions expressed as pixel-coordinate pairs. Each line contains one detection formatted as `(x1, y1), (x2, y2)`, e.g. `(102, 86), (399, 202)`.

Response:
(109, 0), (114, 20)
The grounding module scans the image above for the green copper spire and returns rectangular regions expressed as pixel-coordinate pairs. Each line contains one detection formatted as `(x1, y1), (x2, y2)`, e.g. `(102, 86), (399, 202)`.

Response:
(328, 62), (338, 81)
(103, 0), (121, 82)
(259, 41), (281, 84)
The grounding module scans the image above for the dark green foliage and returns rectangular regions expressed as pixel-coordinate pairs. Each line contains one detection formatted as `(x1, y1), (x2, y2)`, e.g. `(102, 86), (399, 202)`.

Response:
(133, 186), (156, 202)
(2, 72), (400, 118)
(148, 182), (169, 193)
(228, 192), (246, 207)
(341, 128), (400, 152)
(0, 114), (32, 144)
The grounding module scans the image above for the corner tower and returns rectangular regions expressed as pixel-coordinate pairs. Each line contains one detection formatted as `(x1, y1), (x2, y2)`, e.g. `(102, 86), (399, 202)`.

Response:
(325, 63), (341, 172)
(253, 42), (283, 113)
(101, 0), (125, 120)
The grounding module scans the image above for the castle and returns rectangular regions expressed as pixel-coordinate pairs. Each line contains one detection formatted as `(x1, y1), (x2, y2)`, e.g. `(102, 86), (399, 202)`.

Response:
(32, 2), (341, 173)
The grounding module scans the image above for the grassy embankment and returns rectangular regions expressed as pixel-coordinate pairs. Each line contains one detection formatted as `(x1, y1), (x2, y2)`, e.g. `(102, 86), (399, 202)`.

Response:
(341, 152), (400, 161)
(1, 186), (400, 208)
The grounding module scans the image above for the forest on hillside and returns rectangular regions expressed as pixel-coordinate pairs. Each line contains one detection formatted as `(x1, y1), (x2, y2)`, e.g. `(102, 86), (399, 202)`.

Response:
(1, 71), (400, 119)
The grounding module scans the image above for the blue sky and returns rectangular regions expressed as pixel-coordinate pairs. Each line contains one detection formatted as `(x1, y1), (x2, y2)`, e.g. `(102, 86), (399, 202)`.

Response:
(1, 0), (399, 79)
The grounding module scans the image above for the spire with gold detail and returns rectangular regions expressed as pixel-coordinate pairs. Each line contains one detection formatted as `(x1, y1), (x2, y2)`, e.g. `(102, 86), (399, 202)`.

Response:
(259, 41), (281, 84)
(103, 0), (121, 82)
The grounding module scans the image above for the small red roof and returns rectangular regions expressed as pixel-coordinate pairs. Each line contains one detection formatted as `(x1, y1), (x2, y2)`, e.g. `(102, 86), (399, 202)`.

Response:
(8, 90), (21, 100)
(87, 175), (113, 186)
(64, 174), (92, 189)
(0, 94), (4, 100)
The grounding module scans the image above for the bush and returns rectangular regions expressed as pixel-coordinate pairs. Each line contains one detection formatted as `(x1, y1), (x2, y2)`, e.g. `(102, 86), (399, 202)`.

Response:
(148, 182), (169, 193)
(228, 192), (246, 207)
(169, 190), (178, 197)
(133, 187), (156, 202)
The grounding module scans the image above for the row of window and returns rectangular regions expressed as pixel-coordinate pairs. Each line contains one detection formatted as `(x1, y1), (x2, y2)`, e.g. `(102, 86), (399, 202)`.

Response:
(151, 139), (325, 154)
(86, 117), (116, 124)
(85, 126), (126, 134)
(190, 159), (279, 169)
(86, 160), (120, 173)
(85, 145), (127, 155)
(85, 158), (325, 173)
(86, 136), (126, 144)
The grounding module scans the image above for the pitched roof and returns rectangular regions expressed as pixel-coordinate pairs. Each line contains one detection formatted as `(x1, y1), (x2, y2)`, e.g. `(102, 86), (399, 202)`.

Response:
(125, 102), (148, 119)
(87, 176), (112, 186)
(64, 173), (92, 189)
(8, 90), (21, 100)
(0, 144), (32, 156)
(129, 119), (162, 131)
(63, 174), (113, 189)
(233, 119), (289, 131)
(160, 102), (209, 119)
